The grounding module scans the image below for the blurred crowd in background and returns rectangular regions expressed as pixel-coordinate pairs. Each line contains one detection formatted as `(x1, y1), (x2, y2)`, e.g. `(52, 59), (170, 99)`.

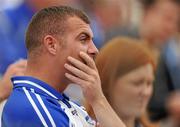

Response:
(0, 0), (180, 127)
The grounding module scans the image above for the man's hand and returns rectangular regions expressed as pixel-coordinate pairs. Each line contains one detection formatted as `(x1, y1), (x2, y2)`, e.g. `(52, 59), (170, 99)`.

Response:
(64, 52), (126, 127)
(0, 60), (27, 101)
(64, 51), (105, 105)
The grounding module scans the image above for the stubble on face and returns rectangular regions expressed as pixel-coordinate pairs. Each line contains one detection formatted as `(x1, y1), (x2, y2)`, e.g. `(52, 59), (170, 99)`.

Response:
(62, 16), (95, 64)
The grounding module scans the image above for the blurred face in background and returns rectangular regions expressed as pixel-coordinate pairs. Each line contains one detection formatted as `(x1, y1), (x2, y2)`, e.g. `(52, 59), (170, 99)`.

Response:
(144, 1), (179, 43)
(110, 63), (154, 118)
(27, 0), (75, 10)
(95, 0), (122, 30)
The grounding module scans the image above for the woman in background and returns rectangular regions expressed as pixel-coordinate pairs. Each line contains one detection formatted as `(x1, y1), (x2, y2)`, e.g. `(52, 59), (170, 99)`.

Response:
(88, 37), (157, 127)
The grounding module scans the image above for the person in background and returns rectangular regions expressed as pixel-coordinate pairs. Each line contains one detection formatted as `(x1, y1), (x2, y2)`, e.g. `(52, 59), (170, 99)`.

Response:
(78, 0), (123, 48)
(0, 59), (27, 102)
(149, 18), (180, 126)
(105, 0), (179, 63)
(87, 37), (157, 127)
(167, 91), (180, 127)
(137, 0), (179, 62)
(146, 0), (180, 122)
(109, 0), (180, 122)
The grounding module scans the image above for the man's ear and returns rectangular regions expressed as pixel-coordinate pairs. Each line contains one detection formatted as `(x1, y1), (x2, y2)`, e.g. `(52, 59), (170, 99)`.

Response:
(43, 35), (59, 55)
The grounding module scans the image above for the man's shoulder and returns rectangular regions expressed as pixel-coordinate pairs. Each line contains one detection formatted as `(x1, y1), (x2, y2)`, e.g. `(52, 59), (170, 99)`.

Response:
(2, 88), (70, 127)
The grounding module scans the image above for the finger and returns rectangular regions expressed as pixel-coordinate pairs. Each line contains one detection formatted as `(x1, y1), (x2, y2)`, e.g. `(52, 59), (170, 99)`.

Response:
(67, 56), (92, 75)
(64, 63), (90, 80)
(79, 52), (97, 70)
(65, 73), (87, 87)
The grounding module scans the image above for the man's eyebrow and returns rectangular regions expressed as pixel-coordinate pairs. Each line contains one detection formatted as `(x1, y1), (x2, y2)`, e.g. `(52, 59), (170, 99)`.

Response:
(77, 31), (93, 39)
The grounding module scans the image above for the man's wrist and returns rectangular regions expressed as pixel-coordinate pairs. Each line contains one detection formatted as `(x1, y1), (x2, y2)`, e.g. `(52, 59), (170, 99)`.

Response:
(91, 95), (107, 109)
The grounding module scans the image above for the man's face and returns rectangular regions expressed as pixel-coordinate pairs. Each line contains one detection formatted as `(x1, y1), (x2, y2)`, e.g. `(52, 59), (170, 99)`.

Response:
(57, 16), (98, 78)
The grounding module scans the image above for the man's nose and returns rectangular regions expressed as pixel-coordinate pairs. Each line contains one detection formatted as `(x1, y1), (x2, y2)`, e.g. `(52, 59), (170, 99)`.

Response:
(88, 41), (99, 60)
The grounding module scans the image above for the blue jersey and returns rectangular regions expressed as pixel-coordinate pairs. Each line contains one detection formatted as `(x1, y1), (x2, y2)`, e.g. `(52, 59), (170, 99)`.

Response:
(2, 76), (96, 127)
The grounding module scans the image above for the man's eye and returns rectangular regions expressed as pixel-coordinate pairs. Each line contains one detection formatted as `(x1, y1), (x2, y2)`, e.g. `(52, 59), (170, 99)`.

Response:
(80, 37), (87, 42)
(80, 38), (86, 41)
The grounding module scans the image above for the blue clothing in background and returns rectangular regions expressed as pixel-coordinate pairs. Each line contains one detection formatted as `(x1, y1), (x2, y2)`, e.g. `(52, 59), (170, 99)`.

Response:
(0, 2), (34, 74)
(164, 39), (180, 89)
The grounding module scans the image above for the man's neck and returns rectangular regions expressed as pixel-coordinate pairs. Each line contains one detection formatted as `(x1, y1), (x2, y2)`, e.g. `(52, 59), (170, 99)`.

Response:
(25, 63), (67, 93)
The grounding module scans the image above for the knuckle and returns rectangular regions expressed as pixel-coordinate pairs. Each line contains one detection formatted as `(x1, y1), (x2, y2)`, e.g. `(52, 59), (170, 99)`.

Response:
(89, 77), (94, 83)
(91, 70), (98, 77)
(86, 82), (93, 89)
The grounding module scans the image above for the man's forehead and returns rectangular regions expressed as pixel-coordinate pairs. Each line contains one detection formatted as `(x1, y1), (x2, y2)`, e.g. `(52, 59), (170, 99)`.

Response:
(66, 17), (93, 37)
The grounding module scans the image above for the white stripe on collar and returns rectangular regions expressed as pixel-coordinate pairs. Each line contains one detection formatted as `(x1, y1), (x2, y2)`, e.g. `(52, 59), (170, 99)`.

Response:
(14, 80), (58, 99)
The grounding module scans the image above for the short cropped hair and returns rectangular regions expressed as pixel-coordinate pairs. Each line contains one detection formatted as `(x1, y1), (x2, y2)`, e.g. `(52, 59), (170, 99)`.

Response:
(25, 6), (90, 55)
